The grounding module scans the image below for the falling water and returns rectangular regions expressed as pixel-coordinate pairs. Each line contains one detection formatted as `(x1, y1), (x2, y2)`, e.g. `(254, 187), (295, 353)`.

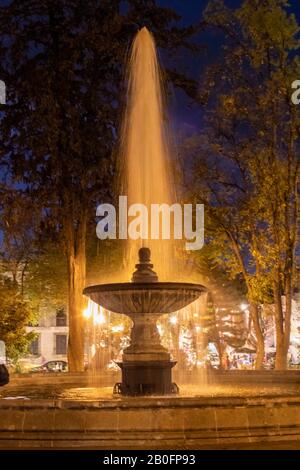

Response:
(87, 28), (207, 381)
(119, 27), (178, 280)
(117, 27), (206, 377)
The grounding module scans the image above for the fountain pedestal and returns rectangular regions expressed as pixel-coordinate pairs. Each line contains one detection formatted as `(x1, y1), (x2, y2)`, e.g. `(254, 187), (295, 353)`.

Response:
(117, 360), (177, 395)
(83, 247), (205, 396)
(119, 309), (177, 395)
(117, 249), (178, 395)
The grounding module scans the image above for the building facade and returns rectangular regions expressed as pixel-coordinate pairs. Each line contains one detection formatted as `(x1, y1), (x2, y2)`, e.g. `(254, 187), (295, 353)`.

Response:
(23, 307), (68, 369)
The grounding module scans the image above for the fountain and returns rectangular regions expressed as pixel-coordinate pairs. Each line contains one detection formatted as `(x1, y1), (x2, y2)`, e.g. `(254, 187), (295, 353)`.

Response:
(84, 247), (206, 395)
(3, 26), (300, 451)
(94, 25), (206, 385)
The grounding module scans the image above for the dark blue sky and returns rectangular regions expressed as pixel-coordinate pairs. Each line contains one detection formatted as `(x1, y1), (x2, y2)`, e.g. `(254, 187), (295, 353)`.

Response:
(158, 0), (300, 25)
(1, 0), (300, 146)
(156, 0), (300, 141)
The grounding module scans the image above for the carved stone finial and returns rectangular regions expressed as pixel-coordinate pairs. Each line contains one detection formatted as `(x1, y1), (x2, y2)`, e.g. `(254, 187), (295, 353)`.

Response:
(131, 247), (158, 283)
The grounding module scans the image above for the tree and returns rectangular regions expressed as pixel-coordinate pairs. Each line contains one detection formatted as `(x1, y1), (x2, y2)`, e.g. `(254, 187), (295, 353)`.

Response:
(0, 277), (36, 364)
(0, 1), (199, 370)
(0, 189), (39, 293)
(195, 253), (248, 368)
(188, 0), (300, 369)
(25, 240), (68, 312)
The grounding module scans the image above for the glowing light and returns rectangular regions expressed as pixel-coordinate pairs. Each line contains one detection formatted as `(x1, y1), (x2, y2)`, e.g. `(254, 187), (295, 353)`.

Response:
(111, 324), (125, 333)
(195, 326), (201, 333)
(83, 298), (95, 319)
(170, 315), (178, 325)
(94, 306), (106, 325)
(157, 324), (163, 336)
(82, 299), (106, 325)
(83, 307), (91, 319)
(193, 313), (199, 318)
(240, 303), (249, 311)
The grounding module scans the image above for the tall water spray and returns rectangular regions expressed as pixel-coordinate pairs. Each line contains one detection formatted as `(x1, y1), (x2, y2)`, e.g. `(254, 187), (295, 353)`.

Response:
(84, 28), (205, 379)
(120, 27), (177, 280)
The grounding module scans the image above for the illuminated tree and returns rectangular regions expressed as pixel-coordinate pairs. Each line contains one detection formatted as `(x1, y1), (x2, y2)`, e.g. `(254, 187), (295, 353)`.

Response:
(0, 277), (37, 364)
(190, 0), (300, 369)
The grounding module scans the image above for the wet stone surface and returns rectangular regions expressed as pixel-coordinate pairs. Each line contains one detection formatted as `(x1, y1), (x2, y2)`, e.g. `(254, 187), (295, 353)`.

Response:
(1, 383), (300, 401)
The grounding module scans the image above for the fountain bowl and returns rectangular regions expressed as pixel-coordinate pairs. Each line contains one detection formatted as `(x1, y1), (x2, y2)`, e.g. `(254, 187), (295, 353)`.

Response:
(83, 282), (206, 315)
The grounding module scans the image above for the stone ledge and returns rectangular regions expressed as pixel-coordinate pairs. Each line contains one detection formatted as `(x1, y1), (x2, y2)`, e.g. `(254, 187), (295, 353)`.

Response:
(1, 394), (300, 448)
(2, 395), (300, 410)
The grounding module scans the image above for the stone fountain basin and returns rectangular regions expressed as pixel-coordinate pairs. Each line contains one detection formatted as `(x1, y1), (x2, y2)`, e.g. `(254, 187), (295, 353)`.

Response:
(83, 282), (206, 315)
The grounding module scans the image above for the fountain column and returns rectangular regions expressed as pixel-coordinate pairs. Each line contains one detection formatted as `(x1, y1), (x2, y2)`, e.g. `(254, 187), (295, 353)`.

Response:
(117, 248), (177, 395)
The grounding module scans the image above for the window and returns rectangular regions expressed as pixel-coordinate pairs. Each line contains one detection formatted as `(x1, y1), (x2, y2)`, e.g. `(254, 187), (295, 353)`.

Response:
(56, 308), (67, 326)
(55, 334), (67, 355)
(29, 336), (40, 356)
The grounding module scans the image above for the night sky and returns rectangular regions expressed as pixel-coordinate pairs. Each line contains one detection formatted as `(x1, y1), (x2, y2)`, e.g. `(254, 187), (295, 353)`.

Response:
(156, 0), (300, 138)
(1, 1), (300, 152)
(1, 1), (300, 138)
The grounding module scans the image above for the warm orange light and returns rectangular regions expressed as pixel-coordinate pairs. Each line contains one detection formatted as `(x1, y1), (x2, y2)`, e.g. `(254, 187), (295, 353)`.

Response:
(94, 305), (106, 325)
(83, 307), (92, 319)
(83, 299), (106, 325)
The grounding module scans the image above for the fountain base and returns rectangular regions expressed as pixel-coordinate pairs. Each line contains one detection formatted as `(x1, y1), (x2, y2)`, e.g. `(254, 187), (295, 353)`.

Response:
(114, 360), (178, 396)
(83, 248), (205, 397)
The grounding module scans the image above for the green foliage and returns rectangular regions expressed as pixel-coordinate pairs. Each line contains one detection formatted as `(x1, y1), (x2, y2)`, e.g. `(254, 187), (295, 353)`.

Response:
(0, 278), (37, 364)
(191, 0), (300, 298)
(0, 0), (198, 233)
(187, 0), (300, 367)
(0, 0), (199, 304)
(25, 241), (68, 311)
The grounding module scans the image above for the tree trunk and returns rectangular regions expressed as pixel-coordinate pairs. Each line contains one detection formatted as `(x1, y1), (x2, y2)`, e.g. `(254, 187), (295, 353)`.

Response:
(227, 234), (265, 369)
(275, 329), (287, 370)
(284, 274), (293, 362)
(249, 303), (264, 370)
(66, 213), (87, 372)
(274, 281), (287, 370)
